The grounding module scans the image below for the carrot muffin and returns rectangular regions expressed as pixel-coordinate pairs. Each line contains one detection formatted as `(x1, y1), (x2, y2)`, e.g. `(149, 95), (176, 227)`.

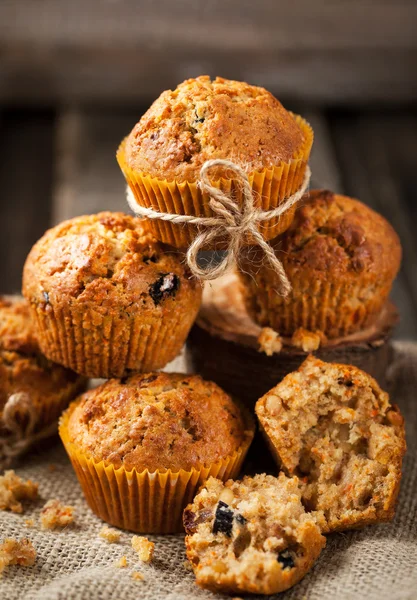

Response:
(117, 76), (313, 247)
(239, 189), (402, 338)
(183, 473), (325, 595)
(59, 372), (254, 533)
(22, 212), (202, 378)
(0, 296), (85, 465)
(256, 356), (406, 533)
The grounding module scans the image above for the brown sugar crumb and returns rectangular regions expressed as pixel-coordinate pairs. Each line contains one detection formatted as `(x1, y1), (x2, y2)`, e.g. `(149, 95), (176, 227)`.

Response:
(291, 328), (327, 352)
(99, 526), (121, 543)
(131, 536), (154, 563)
(114, 555), (128, 568)
(0, 470), (39, 514)
(131, 571), (145, 582)
(24, 519), (35, 528)
(258, 327), (283, 356)
(40, 499), (74, 530)
(0, 538), (36, 576)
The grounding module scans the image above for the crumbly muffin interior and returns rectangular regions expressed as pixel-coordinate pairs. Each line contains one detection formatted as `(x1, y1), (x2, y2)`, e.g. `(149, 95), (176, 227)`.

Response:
(184, 473), (324, 594)
(257, 357), (406, 529)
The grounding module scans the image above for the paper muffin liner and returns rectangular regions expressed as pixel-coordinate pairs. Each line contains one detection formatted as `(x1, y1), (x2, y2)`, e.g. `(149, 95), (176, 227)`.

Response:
(29, 300), (195, 379)
(117, 115), (313, 249)
(59, 406), (255, 534)
(241, 275), (394, 339)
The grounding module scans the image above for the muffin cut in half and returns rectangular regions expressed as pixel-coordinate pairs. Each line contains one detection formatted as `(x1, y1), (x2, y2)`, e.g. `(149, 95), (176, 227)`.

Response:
(22, 212), (202, 378)
(183, 473), (325, 595)
(60, 372), (254, 533)
(118, 75), (313, 248)
(256, 356), (406, 533)
(239, 189), (401, 339)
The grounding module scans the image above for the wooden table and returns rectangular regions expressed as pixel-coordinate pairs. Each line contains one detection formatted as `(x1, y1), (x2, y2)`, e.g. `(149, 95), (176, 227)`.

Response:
(1, 106), (416, 339)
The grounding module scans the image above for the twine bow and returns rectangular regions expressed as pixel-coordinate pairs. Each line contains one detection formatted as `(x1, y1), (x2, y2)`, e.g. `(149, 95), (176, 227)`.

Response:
(127, 159), (311, 296)
(0, 392), (58, 470)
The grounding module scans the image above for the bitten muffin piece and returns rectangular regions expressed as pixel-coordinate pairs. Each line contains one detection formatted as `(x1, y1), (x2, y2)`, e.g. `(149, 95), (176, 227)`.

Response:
(0, 297), (85, 453)
(239, 189), (401, 338)
(124, 75), (306, 182)
(22, 212), (202, 378)
(183, 473), (325, 595)
(64, 372), (250, 472)
(256, 356), (406, 533)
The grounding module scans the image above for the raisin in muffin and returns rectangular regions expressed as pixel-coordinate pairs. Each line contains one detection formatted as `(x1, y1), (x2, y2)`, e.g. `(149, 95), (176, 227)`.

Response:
(183, 473), (325, 595)
(22, 212), (202, 378)
(256, 356), (406, 533)
(59, 372), (254, 533)
(0, 296), (85, 467)
(117, 76), (313, 247)
(239, 189), (401, 338)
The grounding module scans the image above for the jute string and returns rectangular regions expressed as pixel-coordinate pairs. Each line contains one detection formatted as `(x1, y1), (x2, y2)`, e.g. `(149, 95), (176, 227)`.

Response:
(0, 392), (58, 470)
(127, 160), (311, 296)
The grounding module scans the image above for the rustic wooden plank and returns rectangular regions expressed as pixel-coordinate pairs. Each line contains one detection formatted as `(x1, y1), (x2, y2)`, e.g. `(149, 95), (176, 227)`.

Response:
(52, 109), (138, 223)
(330, 112), (417, 340)
(0, 2), (416, 104)
(0, 108), (54, 293)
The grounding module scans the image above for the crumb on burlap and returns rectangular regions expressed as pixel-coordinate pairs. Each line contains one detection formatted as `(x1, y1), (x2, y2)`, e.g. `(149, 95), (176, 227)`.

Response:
(114, 555), (128, 568)
(0, 470), (38, 514)
(24, 519), (35, 528)
(0, 538), (36, 576)
(99, 526), (120, 543)
(131, 571), (145, 582)
(291, 328), (327, 352)
(183, 560), (193, 572)
(258, 327), (283, 356)
(40, 499), (74, 530)
(131, 536), (154, 563)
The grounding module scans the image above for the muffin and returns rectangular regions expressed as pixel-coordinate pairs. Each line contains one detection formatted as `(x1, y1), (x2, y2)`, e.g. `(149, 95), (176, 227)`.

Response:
(0, 296), (85, 467)
(59, 372), (254, 533)
(22, 212), (202, 378)
(256, 356), (406, 533)
(239, 189), (402, 338)
(117, 76), (313, 248)
(183, 473), (325, 595)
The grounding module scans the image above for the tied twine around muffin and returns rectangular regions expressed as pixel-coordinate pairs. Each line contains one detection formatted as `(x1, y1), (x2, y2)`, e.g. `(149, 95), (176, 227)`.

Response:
(126, 159), (311, 296)
(0, 392), (57, 470)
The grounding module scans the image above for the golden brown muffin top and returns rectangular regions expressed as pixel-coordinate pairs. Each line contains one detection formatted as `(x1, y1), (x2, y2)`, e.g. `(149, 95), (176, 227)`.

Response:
(22, 212), (201, 312)
(124, 76), (305, 182)
(65, 372), (250, 472)
(274, 190), (401, 279)
(0, 296), (38, 355)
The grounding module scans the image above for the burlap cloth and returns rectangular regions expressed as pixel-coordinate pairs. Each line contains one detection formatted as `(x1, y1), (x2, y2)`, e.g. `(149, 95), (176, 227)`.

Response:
(1, 341), (417, 600)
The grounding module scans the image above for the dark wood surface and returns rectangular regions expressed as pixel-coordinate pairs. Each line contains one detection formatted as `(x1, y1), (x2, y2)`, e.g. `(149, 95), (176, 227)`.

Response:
(0, 106), (416, 339)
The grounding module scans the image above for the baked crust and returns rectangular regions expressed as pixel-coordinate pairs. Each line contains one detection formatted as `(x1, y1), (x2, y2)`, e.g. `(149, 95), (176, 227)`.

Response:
(124, 75), (306, 182)
(65, 372), (249, 472)
(256, 356), (406, 533)
(184, 473), (325, 595)
(239, 189), (402, 338)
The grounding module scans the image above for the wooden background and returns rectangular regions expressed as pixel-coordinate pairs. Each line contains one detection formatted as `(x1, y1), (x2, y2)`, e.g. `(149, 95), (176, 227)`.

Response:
(0, 1), (416, 338)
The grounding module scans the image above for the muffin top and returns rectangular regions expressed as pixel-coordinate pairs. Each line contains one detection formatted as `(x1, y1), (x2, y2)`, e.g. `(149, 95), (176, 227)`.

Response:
(0, 296), (38, 355)
(124, 76), (306, 182)
(64, 372), (252, 472)
(22, 212), (201, 312)
(273, 190), (401, 279)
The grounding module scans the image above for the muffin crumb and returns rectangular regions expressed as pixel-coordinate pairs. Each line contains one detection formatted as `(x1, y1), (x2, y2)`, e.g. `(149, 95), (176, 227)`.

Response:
(258, 327), (283, 356)
(183, 560), (193, 572)
(131, 536), (154, 563)
(291, 328), (327, 352)
(0, 470), (39, 514)
(114, 555), (128, 568)
(24, 519), (35, 528)
(131, 571), (145, 582)
(99, 526), (120, 543)
(0, 538), (36, 575)
(40, 499), (74, 530)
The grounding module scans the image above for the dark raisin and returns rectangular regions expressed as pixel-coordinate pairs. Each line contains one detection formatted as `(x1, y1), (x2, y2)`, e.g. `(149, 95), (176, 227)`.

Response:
(338, 378), (354, 387)
(150, 132), (159, 141)
(149, 273), (180, 306)
(42, 291), (50, 304)
(213, 501), (234, 537)
(194, 110), (205, 124)
(278, 550), (295, 570)
(143, 255), (158, 264)
(183, 509), (212, 534)
(140, 375), (158, 386)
